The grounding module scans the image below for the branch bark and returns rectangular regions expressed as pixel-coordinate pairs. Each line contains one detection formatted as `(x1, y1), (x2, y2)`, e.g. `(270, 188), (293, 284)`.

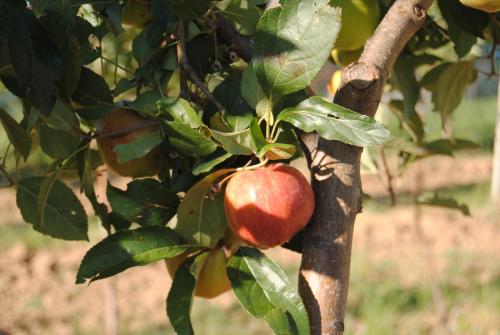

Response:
(298, 1), (434, 334)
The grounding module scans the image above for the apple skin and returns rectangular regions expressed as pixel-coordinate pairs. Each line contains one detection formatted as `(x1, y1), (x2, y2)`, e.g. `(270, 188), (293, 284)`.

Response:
(122, 0), (152, 28)
(459, 0), (500, 12)
(331, 47), (363, 67)
(166, 249), (232, 299)
(224, 164), (315, 249)
(97, 108), (163, 178)
(330, 0), (380, 51)
(327, 69), (342, 96)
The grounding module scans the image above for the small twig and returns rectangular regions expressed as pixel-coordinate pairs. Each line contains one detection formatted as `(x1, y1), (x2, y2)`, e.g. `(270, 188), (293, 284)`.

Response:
(101, 55), (134, 76)
(177, 21), (225, 112)
(379, 146), (397, 206)
(176, 31), (189, 99)
(0, 164), (15, 187)
(94, 120), (160, 139)
(113, 36), (119, 85)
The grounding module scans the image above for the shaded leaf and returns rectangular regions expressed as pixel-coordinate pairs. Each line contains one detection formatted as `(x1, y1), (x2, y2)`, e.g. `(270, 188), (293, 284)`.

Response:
(0, 108), (31, 160)
(107, 179), (179, 227)
(16, 177), (88, 241)
(421, 62), (476, 123)
(417, 194), (471, 216)
(175, 169), (234, 247)
(39, 124), (80, 159)
(166, 259), (196, 335)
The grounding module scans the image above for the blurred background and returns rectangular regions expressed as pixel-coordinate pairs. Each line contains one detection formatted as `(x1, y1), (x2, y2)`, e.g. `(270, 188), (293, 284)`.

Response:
(1, 43), (500, 335)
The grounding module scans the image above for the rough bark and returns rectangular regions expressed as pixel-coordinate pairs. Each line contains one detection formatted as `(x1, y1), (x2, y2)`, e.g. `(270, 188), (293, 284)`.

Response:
(298, 1), (434, 334)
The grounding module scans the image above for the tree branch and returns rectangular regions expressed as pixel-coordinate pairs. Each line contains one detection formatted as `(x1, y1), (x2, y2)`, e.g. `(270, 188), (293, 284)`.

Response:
(214, 14), (253, 62)
(177, 21), (225, 112)
(298, 1), (434, 334)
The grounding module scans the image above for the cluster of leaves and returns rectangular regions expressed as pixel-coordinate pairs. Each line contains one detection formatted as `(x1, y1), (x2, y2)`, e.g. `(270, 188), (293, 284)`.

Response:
(0, 0), (495, 333)
(0, 0), (392, 334)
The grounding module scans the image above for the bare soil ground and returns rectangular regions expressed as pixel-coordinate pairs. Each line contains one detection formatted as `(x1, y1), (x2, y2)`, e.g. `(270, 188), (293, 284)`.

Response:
(0, 155), (498, 335)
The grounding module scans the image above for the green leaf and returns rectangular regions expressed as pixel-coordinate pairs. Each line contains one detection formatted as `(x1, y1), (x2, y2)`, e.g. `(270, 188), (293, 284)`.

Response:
(392, 56), (420, 131)
(16, 177), (88, 241)
(170, 0), (209, 20)
(241, 63), (265, 108)
(0, 108), (31, 160)
(213, 74), (254, 131)
(72, 67), (113, 119)
(421, 62), (476, 123)
(387, 100), (424, 143)
(39, 124), (80, 159)
(436, 0), (479, 58)
(417, 194), (470, 216)
(163, 120), (218, 157)
(228, 247), (310, 335)
(114, 78), (136, 96)
(107, 179), (179, 227)
(212, 128), (255, 155)
(114, 131), (163, 163)
(216, 0), (261, 36)
(192, 152), (233, 176)
(175, 169), (234, 247)
(253, 0), (341, 96)
(277, 96), (391, 146)
(166, 259), (196, 335)
(158, 97), (203, 128)
(76, 226), (191, 284)
(131, 91), (162, 116)
(45, 99), (78, 131)
(423, 138), (479, 156)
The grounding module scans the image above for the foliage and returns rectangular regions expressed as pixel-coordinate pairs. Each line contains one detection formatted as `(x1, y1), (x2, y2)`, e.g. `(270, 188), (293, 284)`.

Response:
(0, 0), (498, 334)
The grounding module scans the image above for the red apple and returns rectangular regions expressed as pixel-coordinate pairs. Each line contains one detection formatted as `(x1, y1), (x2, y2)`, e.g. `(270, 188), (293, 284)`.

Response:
(96, 108), (164, 178)
(224, 164), (315, 248)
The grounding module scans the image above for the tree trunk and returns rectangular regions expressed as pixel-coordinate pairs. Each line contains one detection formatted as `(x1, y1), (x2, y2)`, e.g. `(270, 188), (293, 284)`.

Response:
(491, 79), (500, 202)
(299, 1), (434, 334)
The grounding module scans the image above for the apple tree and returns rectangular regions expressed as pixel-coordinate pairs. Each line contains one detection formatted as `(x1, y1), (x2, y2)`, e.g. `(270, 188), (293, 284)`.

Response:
(0, 0), (498, 334)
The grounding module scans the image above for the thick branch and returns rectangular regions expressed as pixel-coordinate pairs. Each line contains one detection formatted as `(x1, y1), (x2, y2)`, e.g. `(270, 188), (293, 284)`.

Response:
(298, 1), (433, 334)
